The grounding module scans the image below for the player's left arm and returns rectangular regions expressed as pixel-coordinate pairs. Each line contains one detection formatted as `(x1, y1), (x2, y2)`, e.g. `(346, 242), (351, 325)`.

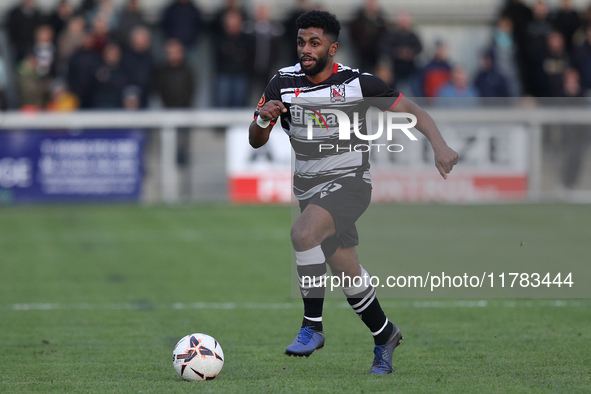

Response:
(392, 96), (459, 179)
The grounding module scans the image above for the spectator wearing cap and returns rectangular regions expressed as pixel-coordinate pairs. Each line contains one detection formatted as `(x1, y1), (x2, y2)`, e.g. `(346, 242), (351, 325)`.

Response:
(474, 50), (511, 97)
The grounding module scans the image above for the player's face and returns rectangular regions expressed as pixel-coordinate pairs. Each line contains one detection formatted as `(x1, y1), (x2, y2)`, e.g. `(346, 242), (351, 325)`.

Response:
(297, 27), (337, 76)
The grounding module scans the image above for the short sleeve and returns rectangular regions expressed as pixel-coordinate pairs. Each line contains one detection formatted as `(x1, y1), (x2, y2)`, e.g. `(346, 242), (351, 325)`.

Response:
(254, 74), (281, 119)
(359, 73), (403, 111)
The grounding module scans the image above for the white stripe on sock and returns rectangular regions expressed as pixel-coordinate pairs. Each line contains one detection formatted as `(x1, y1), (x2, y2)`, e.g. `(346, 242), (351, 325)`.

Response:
(304, 315), (323, 322)
(350, 286), (375, 310)
(371, 318), (389, 336)
(342, 266), (371, 297)
(354, 291), (376, 314)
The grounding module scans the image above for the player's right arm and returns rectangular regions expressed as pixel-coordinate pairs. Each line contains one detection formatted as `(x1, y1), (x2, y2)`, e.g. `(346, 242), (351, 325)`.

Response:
(248, 100), (287, 148)
(249, 75), (285, 148)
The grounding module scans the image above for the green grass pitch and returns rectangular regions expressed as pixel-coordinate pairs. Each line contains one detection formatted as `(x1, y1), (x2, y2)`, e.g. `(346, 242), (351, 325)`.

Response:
(0, 203), (590, 393)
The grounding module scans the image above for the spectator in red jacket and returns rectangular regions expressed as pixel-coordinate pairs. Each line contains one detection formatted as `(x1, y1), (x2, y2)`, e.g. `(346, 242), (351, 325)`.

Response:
(421, 40), (452, 98)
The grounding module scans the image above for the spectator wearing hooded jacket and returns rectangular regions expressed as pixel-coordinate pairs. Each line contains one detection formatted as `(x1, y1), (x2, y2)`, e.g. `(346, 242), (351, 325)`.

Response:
(160, 0), (204, 49)
(121, 26), (154, 108)
(474, 50), (511, 97)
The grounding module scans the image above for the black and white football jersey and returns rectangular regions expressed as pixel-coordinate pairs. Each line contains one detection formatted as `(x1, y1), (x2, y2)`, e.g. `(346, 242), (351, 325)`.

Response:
(254, 62), (402, 200)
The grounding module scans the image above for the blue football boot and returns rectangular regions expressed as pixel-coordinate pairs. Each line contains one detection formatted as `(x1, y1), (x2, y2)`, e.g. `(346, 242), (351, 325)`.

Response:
(285, 326), (325, 357)
(371, 325), (403, 374)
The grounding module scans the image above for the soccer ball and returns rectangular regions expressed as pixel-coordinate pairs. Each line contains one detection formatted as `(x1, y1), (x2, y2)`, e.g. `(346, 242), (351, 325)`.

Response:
(172, 333), (224, 381)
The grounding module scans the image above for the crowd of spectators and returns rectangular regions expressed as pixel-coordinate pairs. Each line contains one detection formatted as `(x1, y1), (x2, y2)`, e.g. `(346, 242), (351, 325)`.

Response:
(1, 0), (591, 112)
(1, 0), (203, 111)
(358, 0), (591, 101)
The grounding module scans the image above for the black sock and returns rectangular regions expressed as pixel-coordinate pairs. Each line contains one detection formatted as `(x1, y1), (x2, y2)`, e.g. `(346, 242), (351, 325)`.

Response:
(343, 266), (394, 345)
(301, 299), (324, 331)
(347, 291), (393, 345)
(296, 259), (326, 332)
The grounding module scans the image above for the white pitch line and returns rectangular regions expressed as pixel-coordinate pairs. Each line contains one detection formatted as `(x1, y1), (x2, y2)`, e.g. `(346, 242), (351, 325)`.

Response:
(1, 299), (588, 311)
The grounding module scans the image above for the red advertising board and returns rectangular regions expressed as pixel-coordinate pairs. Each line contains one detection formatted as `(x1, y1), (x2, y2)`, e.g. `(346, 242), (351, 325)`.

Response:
(226, 123), (529, 203)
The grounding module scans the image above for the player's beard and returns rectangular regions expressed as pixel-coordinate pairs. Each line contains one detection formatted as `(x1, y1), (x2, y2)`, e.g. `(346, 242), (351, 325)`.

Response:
(300, 49), (329, 76)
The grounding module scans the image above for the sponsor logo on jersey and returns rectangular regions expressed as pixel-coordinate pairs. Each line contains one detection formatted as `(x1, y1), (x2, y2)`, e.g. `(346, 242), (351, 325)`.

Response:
(290, 105), (335, 132)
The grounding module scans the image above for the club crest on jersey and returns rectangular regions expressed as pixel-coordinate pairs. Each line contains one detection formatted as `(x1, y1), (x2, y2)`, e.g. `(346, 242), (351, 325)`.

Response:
(330, 84), (345, 102)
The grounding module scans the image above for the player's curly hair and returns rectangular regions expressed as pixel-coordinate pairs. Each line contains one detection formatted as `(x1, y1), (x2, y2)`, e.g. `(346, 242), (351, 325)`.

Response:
(296, 10), (341, 42)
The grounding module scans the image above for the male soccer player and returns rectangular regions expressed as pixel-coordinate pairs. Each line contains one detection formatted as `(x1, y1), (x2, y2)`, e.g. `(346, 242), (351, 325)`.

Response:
(249, 10), (458, 374)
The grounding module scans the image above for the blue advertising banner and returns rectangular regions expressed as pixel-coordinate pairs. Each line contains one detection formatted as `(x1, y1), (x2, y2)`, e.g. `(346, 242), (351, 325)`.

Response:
(0, 129), (145, 203)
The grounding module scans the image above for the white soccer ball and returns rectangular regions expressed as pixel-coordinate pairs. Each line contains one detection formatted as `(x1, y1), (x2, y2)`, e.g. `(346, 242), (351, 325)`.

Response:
(172, 333), (224, 381)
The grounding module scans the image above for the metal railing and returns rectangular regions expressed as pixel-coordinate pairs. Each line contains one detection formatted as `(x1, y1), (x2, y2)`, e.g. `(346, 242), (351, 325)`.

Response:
(2, 107), (591, 203)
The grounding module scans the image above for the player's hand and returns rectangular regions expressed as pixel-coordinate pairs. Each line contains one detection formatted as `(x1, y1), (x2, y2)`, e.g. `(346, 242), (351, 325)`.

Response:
(259, 100), (287, 121)
(434, 145), (459, 180)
